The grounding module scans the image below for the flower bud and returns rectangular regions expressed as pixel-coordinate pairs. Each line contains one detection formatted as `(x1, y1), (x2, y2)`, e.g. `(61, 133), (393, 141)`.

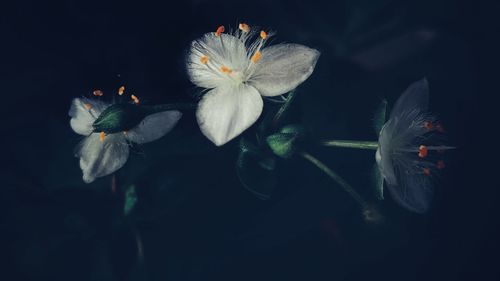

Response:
(92, 104), (148, 134)
(266, 124), (305, 159)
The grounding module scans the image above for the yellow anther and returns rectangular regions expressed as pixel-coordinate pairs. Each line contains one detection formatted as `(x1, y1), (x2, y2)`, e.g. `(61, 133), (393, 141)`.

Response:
(215, 25), (225, 37)
(99, 132), (106, 142)
(251, 51), (262, 63)
(93, 90), (103, 97)
(200, 55), (209, 65)
(239, 23), (250, 33)
(220, 66), (232, 74)
(131, 94), (140, 104)
(260, 30), (267, 39)
(83, 103), (92, 110)
(118, 86), (125, 95)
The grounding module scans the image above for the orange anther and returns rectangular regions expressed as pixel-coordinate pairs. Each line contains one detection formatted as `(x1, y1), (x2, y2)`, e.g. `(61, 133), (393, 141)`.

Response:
(239, 23), (250, 33)
(99, 132), (106, 142)
(200, 55), (209, 65)
(423, 121), (433, 130)
(436, 160), (446, 169)
(93, 90), (103, 97)
(131, 94), (140, 104)
(251, 51), (262, 63)
(423, 168), (431, 176)
(418, 145), (428, 158)
(215, 25), (225, 37)
(260, 30), (267, 39)
(220, 66), (232, 74)
(83, 103), (92, 110)
(118, 86), (125, 95)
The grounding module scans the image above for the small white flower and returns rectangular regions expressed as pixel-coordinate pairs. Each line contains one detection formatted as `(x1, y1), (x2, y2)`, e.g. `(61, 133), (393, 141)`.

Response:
(376, 78), (453, 213)
(69, 97), (181, 183)
(187, 24), (320, 146)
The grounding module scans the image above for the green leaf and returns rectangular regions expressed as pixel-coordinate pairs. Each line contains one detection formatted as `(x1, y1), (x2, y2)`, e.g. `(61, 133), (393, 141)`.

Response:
(266, 124), (305, 159)
(373, 99), (388, 135)
(236, 138), (277, 200)
(371, 164), (384, 200)
(123, 184), (138, 215)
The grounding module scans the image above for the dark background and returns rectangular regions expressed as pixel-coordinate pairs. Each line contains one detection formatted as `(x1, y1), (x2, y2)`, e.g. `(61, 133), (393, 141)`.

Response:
(0, 0), (498, 280)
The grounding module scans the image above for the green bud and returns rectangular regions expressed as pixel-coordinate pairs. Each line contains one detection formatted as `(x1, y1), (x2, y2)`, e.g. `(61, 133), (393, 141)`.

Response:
(266, 124), (305, 159)
(93, 104), (148, 134)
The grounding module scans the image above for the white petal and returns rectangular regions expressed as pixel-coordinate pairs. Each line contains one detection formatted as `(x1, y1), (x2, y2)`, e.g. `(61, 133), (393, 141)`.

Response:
(390, 78), (429, 119)
(196, 84), (263, 146)
(248, 44), (320, 97)
(187, 33), (248, 89)
(69, 98), (110, 135)
(376, 120), (398, 187)
(75, 133), (129, 183)
(125, 111), (182, 144)
(386, 172), (434, 213)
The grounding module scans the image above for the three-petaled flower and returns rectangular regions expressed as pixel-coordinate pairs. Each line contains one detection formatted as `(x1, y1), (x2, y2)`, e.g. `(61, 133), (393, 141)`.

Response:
(376, 79), (454, 213)
(69, 96), (181, 183)
(187, 23), (320, 146)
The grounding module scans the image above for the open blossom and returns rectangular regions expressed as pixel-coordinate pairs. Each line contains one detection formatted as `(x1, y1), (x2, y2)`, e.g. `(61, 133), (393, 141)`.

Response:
(69, 96), (181, 183)
(187, 23), (320, 146)
(375, 79), (454, 213)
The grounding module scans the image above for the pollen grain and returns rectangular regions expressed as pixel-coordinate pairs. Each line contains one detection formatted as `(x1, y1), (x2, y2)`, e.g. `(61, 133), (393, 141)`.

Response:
(118, 86), (125, 95)
(131, 94), (140, 104)
(220, 65), (233, 74)
(239, 23), (250, 33)
(200, 55), (209, 65)
(251, 51), (262, 63)
(215, 25), (225, 37)
(418, 145), (428, 158)
(423, 167), (431, 176)
(260, 30), (267, 39)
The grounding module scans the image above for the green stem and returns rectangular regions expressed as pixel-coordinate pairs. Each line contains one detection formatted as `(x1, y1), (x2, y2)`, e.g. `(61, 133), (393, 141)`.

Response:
(300, 151), (368, 209)
(321, 140), (378, 150)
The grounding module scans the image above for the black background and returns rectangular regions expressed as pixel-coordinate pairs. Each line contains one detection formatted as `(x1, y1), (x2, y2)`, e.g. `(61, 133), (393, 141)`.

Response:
(1, 0), (498, 280)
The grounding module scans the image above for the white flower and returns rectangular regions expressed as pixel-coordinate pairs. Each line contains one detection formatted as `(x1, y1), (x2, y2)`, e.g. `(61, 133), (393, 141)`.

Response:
(376, 78), (453, 213)
(69, 97), (181, 183)
(187, 24), (320, 146)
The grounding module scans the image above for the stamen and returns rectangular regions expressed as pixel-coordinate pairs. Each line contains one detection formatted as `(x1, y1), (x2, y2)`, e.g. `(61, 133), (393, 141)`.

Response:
(418, 145), (428, 158)
(260, 30), (267, 40)
(436, 160), (446, 169)
(83, 103), (92, 110)
(200, 55), (209, 65)
(123, 131), (128, 136)
(435, 124), (444, 133)
(118, 86), (125, 96)
(93, 90), (103, 97)
(423, 168), (431, 176)
(131, 94), (140, 104)
(99, 132), (106, 142)
(239, 23), (250, 33)
(215, 25), (225, 37)
(423, 121), (433, 130)
(251, 51), (262, 63)
(220, 66), (233, 74)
